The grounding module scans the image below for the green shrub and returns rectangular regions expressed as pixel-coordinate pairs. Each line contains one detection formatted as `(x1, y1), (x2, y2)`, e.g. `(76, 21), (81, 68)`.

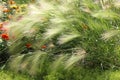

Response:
(0, 70), (34, 80)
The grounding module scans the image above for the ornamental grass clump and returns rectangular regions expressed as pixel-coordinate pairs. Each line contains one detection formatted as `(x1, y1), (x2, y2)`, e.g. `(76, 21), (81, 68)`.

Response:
(1, 0), (120, 79)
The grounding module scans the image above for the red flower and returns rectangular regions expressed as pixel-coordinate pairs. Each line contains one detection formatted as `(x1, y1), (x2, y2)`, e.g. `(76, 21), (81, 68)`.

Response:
(41, 45), (47, 49)
(26, 43), (32, 48)
(1, 33), (9, 40)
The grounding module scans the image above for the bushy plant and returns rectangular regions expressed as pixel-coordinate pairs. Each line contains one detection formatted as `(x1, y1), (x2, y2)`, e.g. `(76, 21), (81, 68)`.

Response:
(0, 70), (34, 80)
(0, 0), (28, 65)
(0, 0), (120, 80)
